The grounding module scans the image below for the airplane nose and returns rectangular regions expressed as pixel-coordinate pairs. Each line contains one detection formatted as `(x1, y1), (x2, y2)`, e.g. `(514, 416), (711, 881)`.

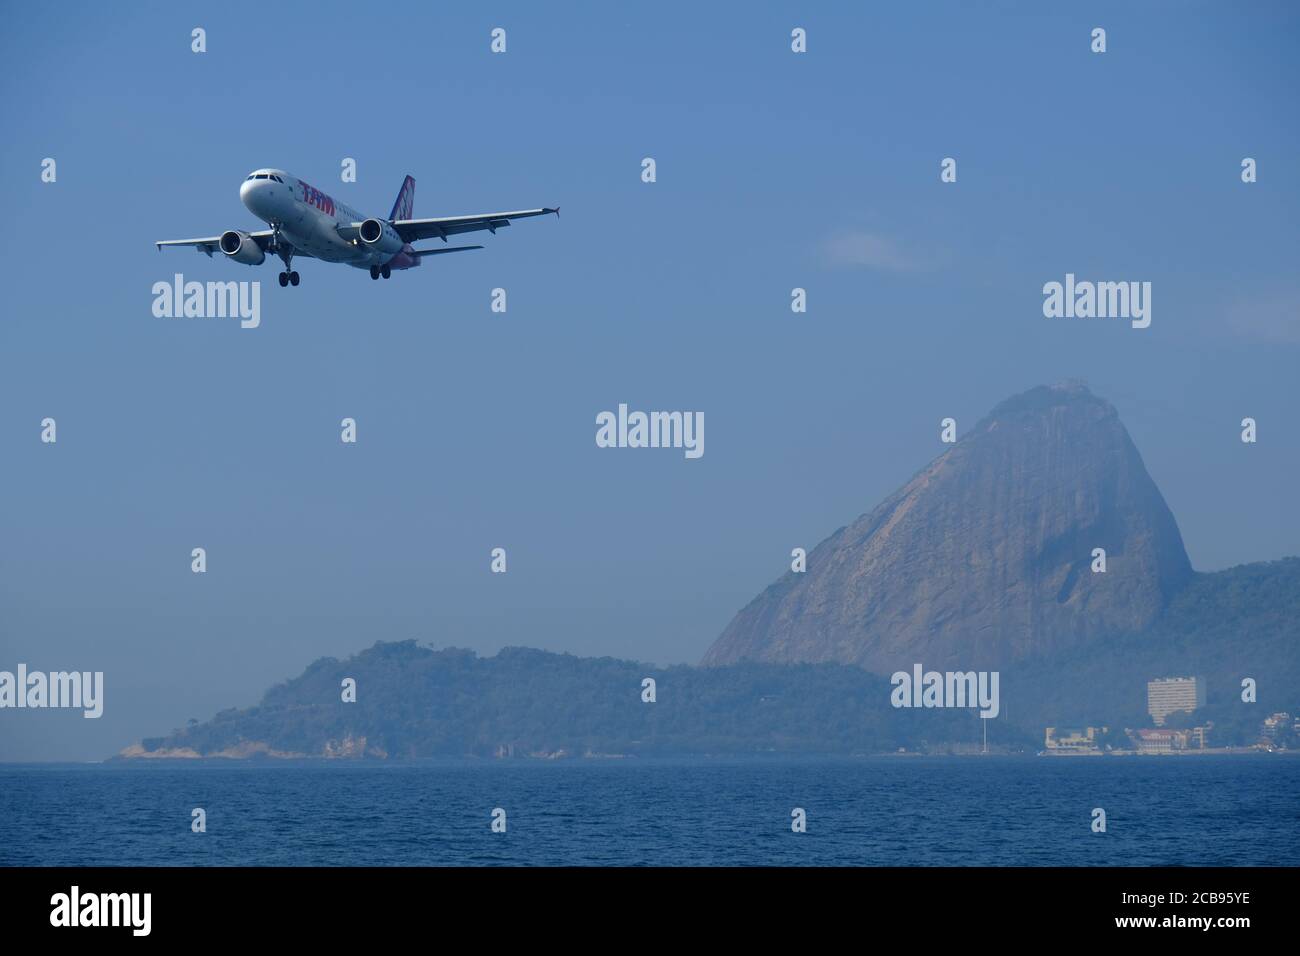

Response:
(240, 178), (272, 216)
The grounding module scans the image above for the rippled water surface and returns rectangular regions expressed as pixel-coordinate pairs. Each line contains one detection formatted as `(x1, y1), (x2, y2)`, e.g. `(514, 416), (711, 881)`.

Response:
(2, 756), (1297, 866)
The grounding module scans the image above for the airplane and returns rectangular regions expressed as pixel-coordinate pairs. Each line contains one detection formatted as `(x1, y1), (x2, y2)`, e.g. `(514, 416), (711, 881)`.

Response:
(156, 168), (557, 286)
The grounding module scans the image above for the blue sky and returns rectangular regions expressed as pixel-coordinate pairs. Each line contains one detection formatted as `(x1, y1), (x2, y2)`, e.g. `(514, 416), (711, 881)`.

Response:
(1, 1), (1297, 759)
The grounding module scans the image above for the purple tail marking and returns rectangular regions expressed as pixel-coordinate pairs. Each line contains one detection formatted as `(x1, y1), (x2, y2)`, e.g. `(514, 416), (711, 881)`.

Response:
(389, 175), (415, 221)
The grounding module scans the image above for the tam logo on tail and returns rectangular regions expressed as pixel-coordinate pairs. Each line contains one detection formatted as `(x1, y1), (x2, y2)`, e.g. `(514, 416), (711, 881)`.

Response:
(389, 175), (415, 221)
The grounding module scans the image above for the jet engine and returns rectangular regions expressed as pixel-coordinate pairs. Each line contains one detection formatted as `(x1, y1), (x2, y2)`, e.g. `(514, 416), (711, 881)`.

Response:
(219, 230), (266, 265)
(359, 218), (404, 256)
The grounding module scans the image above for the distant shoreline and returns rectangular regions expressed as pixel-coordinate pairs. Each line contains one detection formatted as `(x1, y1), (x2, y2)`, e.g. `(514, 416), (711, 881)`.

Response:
(2, 748), (1292, 766)
(1037, 746), (1284, 757)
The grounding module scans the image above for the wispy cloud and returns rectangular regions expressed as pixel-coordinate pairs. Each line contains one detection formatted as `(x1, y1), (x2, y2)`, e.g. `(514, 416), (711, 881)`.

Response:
(1225, 290), (1300, 345)
(821, 231), (923, 272)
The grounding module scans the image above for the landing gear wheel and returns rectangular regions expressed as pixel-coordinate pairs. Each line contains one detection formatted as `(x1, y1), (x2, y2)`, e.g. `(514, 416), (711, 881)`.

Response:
(273, 231), (296, 286)
(370, 265), (380, 280)
(381, 265), (391, 279)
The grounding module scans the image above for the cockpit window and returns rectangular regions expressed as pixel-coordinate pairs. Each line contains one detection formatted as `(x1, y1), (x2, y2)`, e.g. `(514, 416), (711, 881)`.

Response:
(246, 175), (255, 181)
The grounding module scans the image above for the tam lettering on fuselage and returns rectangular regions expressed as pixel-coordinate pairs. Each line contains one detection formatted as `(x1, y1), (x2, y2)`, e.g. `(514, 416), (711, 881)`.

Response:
(298, 180), (335, 217)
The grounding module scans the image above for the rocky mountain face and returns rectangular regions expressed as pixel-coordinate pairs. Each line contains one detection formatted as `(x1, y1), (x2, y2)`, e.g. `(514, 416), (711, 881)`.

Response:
(703, 382), (1194, 673)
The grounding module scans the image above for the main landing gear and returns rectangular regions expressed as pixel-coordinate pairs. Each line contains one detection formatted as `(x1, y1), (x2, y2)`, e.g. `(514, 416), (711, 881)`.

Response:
(369, 264), (392, 280)
(271, 223), (300, 288)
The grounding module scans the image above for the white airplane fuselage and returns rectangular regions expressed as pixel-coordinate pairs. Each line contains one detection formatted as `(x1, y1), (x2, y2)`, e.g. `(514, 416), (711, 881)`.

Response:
(241, 168), (414, 270)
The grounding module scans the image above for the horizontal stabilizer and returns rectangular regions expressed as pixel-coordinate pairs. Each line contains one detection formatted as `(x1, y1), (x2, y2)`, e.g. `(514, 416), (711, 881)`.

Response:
(412, 245), (484, 257)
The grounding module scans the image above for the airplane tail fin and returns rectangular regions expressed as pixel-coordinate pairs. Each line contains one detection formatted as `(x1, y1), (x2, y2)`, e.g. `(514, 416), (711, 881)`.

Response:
(389, 175), (415, 221)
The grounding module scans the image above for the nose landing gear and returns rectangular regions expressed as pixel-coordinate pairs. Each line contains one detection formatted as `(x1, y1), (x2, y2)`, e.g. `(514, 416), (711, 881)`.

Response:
(370, 264), (393, 280)
(271, 225), (301, 287)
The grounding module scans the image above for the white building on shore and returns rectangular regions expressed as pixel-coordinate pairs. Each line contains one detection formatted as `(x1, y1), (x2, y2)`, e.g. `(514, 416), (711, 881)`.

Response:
(1147, 676), (1205, 726)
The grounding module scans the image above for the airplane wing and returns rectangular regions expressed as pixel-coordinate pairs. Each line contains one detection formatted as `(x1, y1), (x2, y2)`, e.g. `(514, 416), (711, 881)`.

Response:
(340, 208), (558, 245)
(154, 231), (315, 259)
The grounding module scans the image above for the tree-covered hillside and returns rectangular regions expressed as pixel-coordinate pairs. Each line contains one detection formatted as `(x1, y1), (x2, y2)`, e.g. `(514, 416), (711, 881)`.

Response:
(139, 642), (1020, 757)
